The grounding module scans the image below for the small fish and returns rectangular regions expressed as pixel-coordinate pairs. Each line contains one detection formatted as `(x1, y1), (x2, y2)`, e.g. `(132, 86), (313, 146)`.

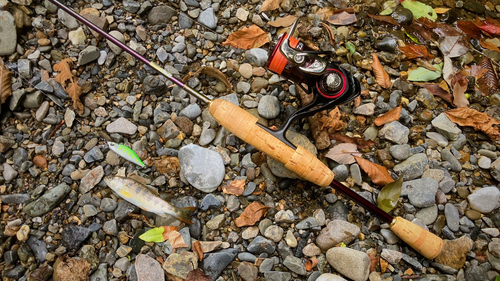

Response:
(108, 142), (146, 167)
(104, 176), (195, 224)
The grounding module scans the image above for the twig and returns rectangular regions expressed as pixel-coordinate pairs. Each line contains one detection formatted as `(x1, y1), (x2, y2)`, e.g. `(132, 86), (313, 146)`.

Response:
(49, 120), (65, 139)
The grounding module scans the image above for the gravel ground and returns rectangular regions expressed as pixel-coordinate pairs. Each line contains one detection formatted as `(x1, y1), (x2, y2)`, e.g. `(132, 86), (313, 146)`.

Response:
(1, 0), (500, 280)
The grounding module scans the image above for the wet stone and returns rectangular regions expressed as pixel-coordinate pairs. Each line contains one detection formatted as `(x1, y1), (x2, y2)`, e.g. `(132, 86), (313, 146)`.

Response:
(23, 183), (71, 216)
(202, 248), (238, 280)
(296, 217), (320, 229)
(392, 5), (413, 24)
(62, 225), (91, 250)
(247, 236), (276, 255)
(27, 236), (48, 262)
(376, 37), (398, 53)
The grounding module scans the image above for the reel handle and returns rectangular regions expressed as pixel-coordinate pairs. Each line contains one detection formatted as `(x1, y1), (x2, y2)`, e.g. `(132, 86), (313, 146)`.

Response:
(209, 99), (334, 187)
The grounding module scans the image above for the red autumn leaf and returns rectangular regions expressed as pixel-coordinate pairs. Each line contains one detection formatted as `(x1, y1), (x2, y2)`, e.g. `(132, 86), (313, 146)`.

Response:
(368, 14), (399, 25)
(330, 134), (376, 150)
(476, 18), (500, 35)
(327, 11), (357, 25)
(406, 24), (432, 44)
(398, 44), (434, 60)
(234, 202), (271, 227)
(416, 17), (436, 29)
(457, 20), (483, 39)
(222, 25), (270, 50)
(372, 53), (391, 89)
(354, 156), (394, 186)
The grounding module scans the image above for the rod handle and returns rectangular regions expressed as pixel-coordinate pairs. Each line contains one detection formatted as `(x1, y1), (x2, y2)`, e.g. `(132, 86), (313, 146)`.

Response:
(209, 99), (334, 187)
(390, 216), (444, 259)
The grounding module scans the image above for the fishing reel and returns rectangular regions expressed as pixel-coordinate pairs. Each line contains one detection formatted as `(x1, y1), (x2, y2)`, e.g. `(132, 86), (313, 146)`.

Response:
(265, 19), (361, 148)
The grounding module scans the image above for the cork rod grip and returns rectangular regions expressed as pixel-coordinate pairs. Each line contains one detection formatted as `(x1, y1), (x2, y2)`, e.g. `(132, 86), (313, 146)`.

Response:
(390, 217), (444, 259)
(209, 99), (334, 187)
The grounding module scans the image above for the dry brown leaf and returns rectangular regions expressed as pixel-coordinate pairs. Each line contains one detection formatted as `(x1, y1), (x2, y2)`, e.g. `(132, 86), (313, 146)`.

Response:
(155, 157), (181, 175)
(305, 257), (319, 271)
(222, 179), (246, 196)
(442, 55), (455, 87)
(372, 53), (391, 89)
(367, 14), (399, 25)
(161, 226), (179, 242)
(445, 107), (500, 141)
(0, 60), (12, 105)
(416, 58), (437, 71)
(319, 22), (335, 45)
(235, 202), (271, 227)
(182, 66), (232, 92)
(222, 25), (270, 50)
(260, 0), (285, 12)
(315, 7), (335, 20)
(318, 107), (343, 132)
(268, 15), (297, 27)
(53, 58), (84, 115)
(56, 256), (91, 281)
(380, 258), (389, 273)
(451, 74), (469, 108)
(186, 268), (212, 281)
(477, 57), (498, 96)
(374, 106), (402, 126)
(398, 44), (433, 60)
(467, 65), (489, 81)
(325, 143), (361, 164)
(456, 20), (483, 39)
(192, 240), (203, 261)
(168, 230), (188, 249)
(33, 154), (48, 170)
(354, 156), (394, 186)
(421, 82), (453, 104)
(330, 134), (375, 150)
(480, 39), (500, 52)
(327, 11), (357, 25)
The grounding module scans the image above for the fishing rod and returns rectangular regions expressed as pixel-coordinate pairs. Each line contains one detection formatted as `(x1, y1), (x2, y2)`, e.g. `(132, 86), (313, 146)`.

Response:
(50, 0), (447, 260)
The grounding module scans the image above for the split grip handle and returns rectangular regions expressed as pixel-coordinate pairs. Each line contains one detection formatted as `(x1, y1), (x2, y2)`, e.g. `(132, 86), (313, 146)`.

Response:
(209, 99), (334, 187)
(390, 217), (443, 259)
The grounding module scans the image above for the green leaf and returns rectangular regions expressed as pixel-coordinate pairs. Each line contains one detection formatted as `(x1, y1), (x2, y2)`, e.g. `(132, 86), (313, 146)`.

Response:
(496, 275), (500, 281)
(377, 173), (404, 213)
(404, 31), (422, 44)
(139, 227), (165, 243)
(407, 63), (443, 82)
(401, 0), (437, 21)
(380, 0), (398, 15)
(345, 42), (355, 55)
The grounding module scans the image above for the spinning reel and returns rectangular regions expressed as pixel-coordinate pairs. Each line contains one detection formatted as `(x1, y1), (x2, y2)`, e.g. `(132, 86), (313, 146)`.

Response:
(265, 19), (361, 148)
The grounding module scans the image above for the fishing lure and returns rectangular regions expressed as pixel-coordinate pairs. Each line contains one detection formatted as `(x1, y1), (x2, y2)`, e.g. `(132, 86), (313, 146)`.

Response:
(108, 142), (146, 167)
(104, 176), (195, 224)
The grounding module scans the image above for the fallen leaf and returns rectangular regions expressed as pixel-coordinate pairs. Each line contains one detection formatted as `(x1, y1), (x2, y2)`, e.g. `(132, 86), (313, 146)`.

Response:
(325, 143), (362, 165)
(318, 107), (344, 132)
(421, 81), (453, 104)
(415, 58), (437, 71)
(305, 257), (319, 271)
(476, 17), (500, 36)
(439, 36), (468, 58)
(327, 11), (357, 25)
(355, 156), (394, 186)
(380, 258), (389, 273)
(372, 53), (391, 89)
(433, 22), (463, 37)
(315, 7), (335, 20)
(182, 66), (232, 92)
(416, 17), (437, 28)
(434, 7), (450, 13)
(186, 268), (212, 281)
(408, 63), (442, 82)
(56, 256), (91, 281)
(380, 0), (398, 15)
(192, 240), (203, 261)
(401, 0), (437, 21)
(319, 22), (335, 45)
(330, 134), (376, 150)
(368, 253), (379, 272)
(161, 226), (179, 241)
(155, 157), (181, 175)
(467, 64), (489, 81)
(222, 179), (246, 196)
(456, 20), (483, 39)
(33, 155), (48, 170)
(377, 173), (403, 213)
(139, 227), (164, 243)
(222, 25), (270, 50)
(368, 14), (399, 25)
(168, 230), (188, 249)
(442, 55), (455, 87)
(53, 58), (84, 115)
(477, 57), (498, 95)
(480, 39), (500, 52)
(260, 0), (284, 12)
(398, 44), (433, 60)
(0, 60), (12, 105)
(445, 107), (500, 141)
(235, 202), (271, 227)
(374, 106), (402, 126)
(451, 74), (469, 108)
(408, 24), (433, 43)
(268, 15), (297, 27)
(345, 42), (355, 55)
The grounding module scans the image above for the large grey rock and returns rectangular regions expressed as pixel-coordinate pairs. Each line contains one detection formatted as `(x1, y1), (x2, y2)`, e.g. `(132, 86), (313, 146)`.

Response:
(199, 8), (217, 29)
(268, 130), (316, 179)
(201, 249), (238, 280)
(468, 186), (500, 213)
(326, 247), (370, 281)
(58, 9), (79, 29)
(401, 178), (438, 208)
(378, 121), (409, 144)
(431, 113), (462, 141)
(23, 183), (71, 217)
(147, 6), (176, 25)
(179, 144), (224, 192)
(106, 117), (137, 135)
(246, 48), (269, 67)
(107, 31), (125, 54)
(393, 153), (428, 180)
(316, 220), (360, 251)
(0, 11), (17, 56)
(78, 46), (100, 65)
